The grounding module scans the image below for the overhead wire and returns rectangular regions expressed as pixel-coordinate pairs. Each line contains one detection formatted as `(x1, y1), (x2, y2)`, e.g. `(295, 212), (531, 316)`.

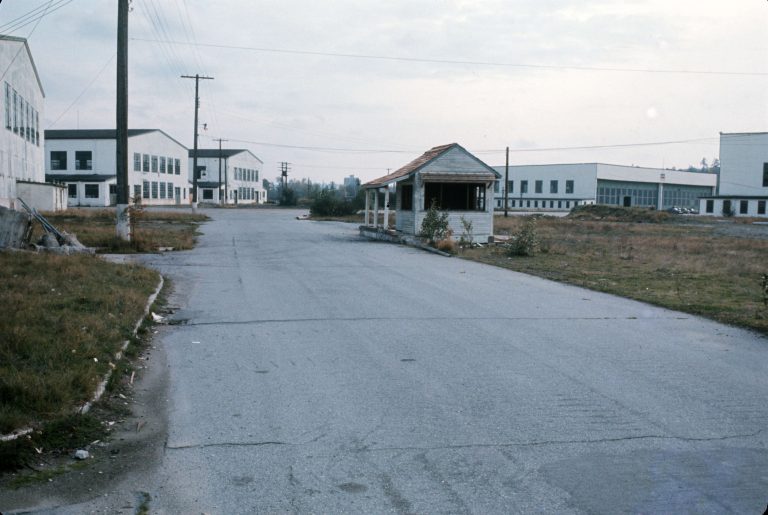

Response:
(47, 53), (116, 129)
(129, 38), (768, 77)
(0, 0), (74, 35)
(0, 0), (55, 85)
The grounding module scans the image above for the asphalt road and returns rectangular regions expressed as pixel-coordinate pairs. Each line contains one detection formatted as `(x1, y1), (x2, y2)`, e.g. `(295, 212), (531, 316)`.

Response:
(20, 208), (767, 514)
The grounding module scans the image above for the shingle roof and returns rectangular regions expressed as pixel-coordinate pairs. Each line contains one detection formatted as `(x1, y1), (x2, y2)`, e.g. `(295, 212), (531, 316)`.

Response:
(363, 143), (457, 188)
(363, 143), (498, 188)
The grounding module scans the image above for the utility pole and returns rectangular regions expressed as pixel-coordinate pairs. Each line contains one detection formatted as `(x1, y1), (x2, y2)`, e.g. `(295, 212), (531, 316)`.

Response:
(280, 161), (289, 199)
(213, 138), (228, 204)
(181, 73), (213, 211)
(115, 0), (130, 241)
(504, 146), (509, 217)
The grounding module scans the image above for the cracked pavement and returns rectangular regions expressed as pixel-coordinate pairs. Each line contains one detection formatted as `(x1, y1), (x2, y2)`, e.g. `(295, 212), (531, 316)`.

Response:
(10, 208), (768, 514)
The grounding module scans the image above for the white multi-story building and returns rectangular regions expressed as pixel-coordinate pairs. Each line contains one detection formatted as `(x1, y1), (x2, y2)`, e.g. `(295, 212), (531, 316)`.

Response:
(189, 148), (265, 204)
(45, 129), (191, 207)
(493, 163), (716, 212)
(0, 35), (47, 208)
(699, 132), (768, 217)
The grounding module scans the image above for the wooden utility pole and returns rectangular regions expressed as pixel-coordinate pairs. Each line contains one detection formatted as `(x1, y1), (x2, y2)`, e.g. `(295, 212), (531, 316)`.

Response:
(115, 0), (130, 240)
(181, 73), (213, 210)
(213, 138), (228, 204)
(504, 146), (509, 217)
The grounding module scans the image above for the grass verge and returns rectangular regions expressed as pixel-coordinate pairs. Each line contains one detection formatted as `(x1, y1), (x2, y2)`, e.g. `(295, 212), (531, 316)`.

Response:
(0, 251), (160, 469)
(31, 208), (208, 253)
(462, 211), (768, 334)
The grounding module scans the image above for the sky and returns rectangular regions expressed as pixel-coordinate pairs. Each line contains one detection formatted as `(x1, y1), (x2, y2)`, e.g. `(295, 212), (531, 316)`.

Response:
(1, 0), (767, 184)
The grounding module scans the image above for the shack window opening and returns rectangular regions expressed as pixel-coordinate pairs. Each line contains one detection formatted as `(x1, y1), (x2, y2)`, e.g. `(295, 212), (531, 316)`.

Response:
(401, 184), (413, 210)
(423, 182), (486, 211)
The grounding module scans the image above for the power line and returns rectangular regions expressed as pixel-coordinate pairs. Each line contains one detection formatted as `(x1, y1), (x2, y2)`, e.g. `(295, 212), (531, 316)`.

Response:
(47, 53), (116, 129)
(129, 37), (768, 77)
(0, 0), (55, 85)
(0, 0), (74, 35)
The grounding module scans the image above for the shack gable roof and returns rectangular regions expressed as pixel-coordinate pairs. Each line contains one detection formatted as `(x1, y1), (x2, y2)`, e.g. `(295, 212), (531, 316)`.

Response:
(363, 143), (498, 188)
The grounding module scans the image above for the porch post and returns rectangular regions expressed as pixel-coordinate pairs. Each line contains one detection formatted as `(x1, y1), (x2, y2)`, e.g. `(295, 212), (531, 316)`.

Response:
(364, 189), (370, 226)
(383, 187), (390, 230)
(374, 189), (380, 228)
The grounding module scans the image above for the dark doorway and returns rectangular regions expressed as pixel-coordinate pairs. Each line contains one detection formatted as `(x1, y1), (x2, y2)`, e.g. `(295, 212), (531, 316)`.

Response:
(623, 196), (631, 207)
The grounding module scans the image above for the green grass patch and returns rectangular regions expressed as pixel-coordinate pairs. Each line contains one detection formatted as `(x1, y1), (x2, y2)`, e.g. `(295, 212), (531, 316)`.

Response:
(464, 214), (768, 334)
(0, 251), (159, 440)
(31, 208), (208, 253)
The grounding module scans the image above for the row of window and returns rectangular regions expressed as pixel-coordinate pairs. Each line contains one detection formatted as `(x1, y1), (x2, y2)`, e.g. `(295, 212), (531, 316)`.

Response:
(234, 167), (259, 182)
(495, 179), (575, 195)
(51, 150), (92, 170)
(133, 153), (181, 175)
(4, 83), (40, 146)
(705, 199), (767, 215)
(495, 199), (582, 209)
(238, 187), (258, 200)
(67, 182), (187, 201)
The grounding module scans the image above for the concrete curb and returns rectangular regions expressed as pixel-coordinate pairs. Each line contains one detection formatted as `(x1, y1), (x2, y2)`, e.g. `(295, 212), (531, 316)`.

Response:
(358, 226), (453, 258)
(0, 274), (165, 442)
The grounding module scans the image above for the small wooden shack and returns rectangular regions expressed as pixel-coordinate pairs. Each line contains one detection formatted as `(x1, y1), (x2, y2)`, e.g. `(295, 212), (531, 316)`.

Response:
(362, 143), (498, 242)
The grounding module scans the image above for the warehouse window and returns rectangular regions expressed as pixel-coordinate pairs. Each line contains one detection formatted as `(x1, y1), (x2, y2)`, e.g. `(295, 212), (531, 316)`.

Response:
(167, 157), (174, 174)
(67, 184), (77, 198)
(167, 182), (174, 198)
(566, 180), (574, 194)
(550, 180), (558, 194)
(3, 83), (10, 130)
(159, 182), (166, 199)
(142, 180), (149, 199)
(705, 200), (714, 213)
(740, 200), (749, 214)
(175, 159), (181, 175)
(84, 184), (99, 198)
(535, 180), (543, 194)
(151, 181), (158, 199)
(142, 154), (149, 172)
(520, 180), (528, 194)
(160, 156), (166, 174)
(151, 155), (158, 173)
(759, 201), (766, 215)
(763, 163), (768, 187)
(133, 184), (141, 200)
(133, 153), (141, 171)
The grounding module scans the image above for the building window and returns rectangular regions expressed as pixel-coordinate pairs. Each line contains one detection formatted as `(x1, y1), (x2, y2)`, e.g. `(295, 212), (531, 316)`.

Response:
(159, 182), (166, 199)
(75, 151), (92, 170)
(133, 184), (141, 199)
(494, 181), (500, 193)
(558, 201), (562, 208)
(740, 200), (749, 214)
(511, 200), (516, 207)
(550, 180), (558, 194)
(722, 200), (732, 216)
(84, 184), (99, 198)
(167, 182), (173, 198)
(534, 200), (538, 208)
(759, 201), (766, 215)
(160, 156), (166, 174)
(12, 89), (18, 133)
(565, 201), (570, 209)
(67, 184), (77, 198)
(203, 189), (214, 200)
(35, 110), (39, 145)
(565, 180), (574, 194)
(142, 154), (149, 172)
(705, 199), (714, 213)
(151, 155), (158, 173)
(535, 180), (543, 194)
(142, 180), (150, 199)
(175, 159), (181, 175)
(401, 184), (413, 210)
(151, 181), (158, 199)
(183, 188), (187, 199)
(4, 83), (10, 130)
(133, 152), (141, 171)
(507, 180), (514, 194)
(520, 180), (528, 194)
(167, 157), (173, 174)
(763, 163), (768, 187)
(50, 151), (67, 170)
(526, 200), (530, 208)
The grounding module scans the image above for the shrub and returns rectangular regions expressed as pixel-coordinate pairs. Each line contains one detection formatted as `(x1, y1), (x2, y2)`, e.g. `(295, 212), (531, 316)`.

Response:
(458, 216), (474, 247)
(508, 216), (540, 256)
(309, 189), (358, 217)
(420, 200), (450, 244)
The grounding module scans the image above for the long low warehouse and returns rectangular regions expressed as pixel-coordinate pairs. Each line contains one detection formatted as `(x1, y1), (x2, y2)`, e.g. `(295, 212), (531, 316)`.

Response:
(492, 163), (717, 212)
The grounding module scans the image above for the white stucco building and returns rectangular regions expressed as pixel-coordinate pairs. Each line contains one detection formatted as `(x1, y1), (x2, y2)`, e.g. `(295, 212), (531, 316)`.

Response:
(0, 35), (46, 208)
(45, 129), (191, 207)
(698, 132), (768, 217)
(362, 143), (497, 241)
(493, 163), (716, 212)
(189, 148), (265, 204)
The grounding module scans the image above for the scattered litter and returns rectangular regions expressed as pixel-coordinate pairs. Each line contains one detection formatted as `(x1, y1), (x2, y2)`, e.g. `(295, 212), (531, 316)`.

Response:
(118, 393), (127, 399)
(151, 312), (165, 323)
(93, 357), (98, 363)
(130, 371), (135, 384)
(74, 449), (90, 460)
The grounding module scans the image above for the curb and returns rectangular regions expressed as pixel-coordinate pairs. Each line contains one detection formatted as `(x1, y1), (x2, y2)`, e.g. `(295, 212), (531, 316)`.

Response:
(0, 274), (165, 442)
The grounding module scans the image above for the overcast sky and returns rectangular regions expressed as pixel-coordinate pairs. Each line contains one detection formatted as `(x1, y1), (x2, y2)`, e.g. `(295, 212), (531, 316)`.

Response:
(2, 0), (767, 183)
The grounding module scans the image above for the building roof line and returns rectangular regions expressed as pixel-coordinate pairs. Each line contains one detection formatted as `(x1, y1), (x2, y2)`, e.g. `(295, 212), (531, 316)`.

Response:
(0, 34), (45, 97)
